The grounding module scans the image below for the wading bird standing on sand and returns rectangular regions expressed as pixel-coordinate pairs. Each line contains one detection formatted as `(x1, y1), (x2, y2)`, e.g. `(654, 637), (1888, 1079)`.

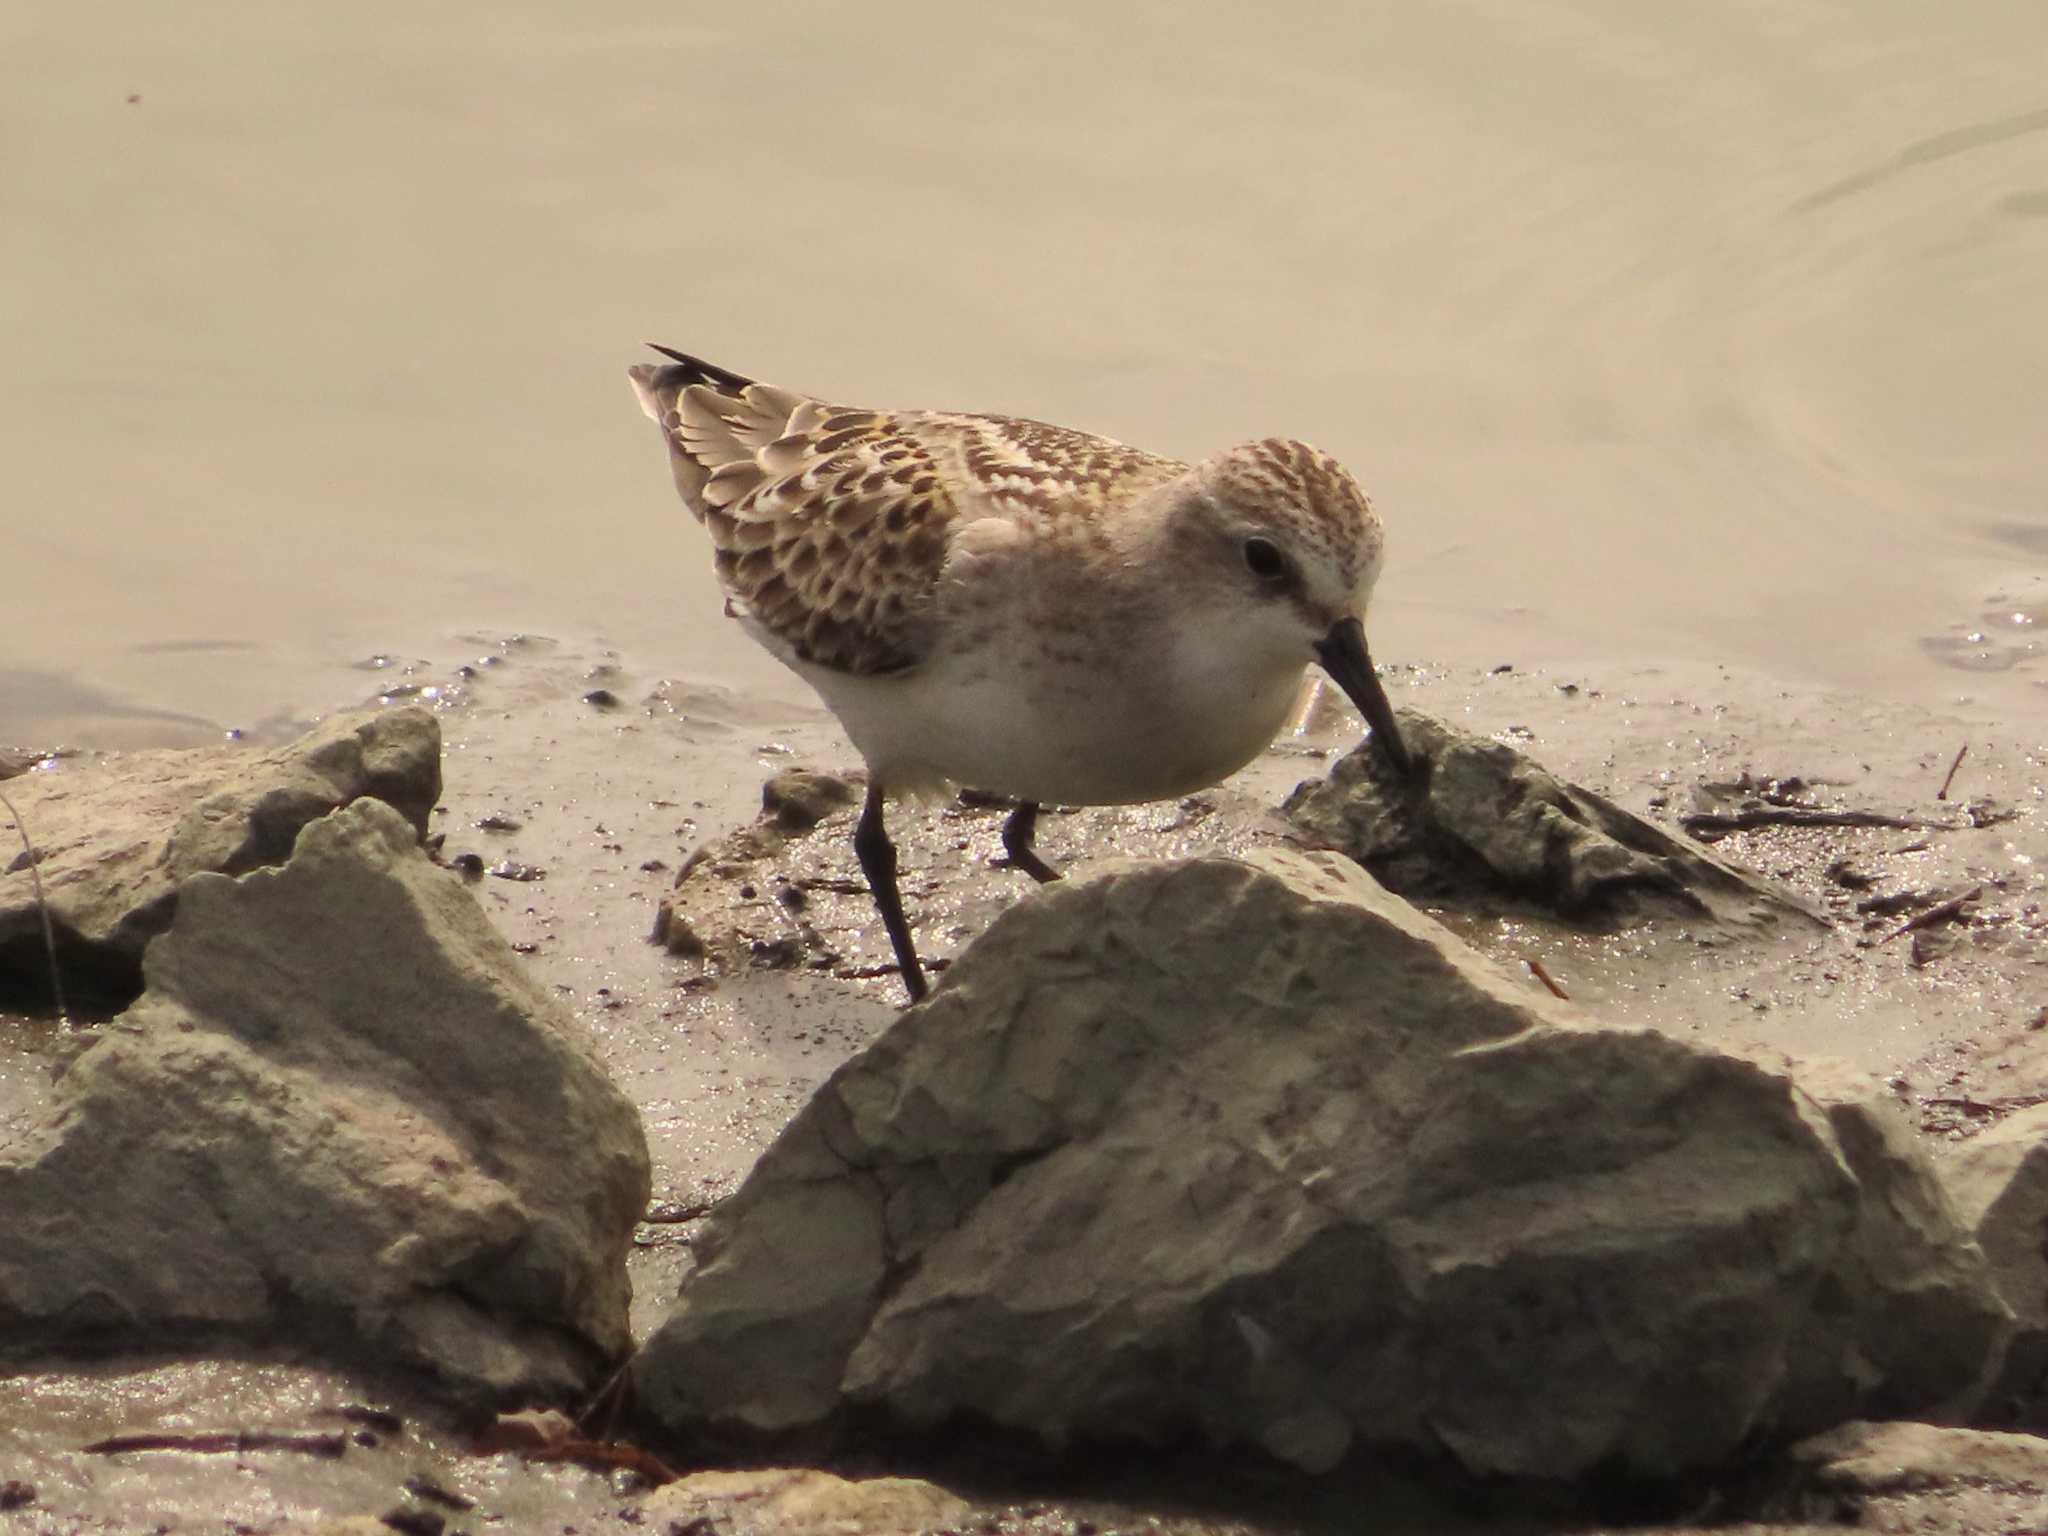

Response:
(628, 346), (1411, 1003)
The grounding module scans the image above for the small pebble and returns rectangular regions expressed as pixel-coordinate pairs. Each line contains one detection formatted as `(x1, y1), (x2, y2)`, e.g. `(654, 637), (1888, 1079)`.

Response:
(402, 1475), (474, 1512)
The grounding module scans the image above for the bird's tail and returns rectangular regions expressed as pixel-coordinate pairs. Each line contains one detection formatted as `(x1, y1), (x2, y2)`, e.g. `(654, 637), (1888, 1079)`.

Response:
(627, 346), (762, 516)
(627, 344), (817, 519)
(626, 344), (755, 426)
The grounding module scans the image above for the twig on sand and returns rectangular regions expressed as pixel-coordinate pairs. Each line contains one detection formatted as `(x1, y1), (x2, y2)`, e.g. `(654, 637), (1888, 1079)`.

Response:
(0, 786), (68, 1022)
(1918, 1091), (2048, 1132)
(1920, 1093), (2048, 1116)
(1880, 886), (1982, 944)
(1936, 742), (1969, 801)
(1680, 807), (1956, 840)
(1526, 957), (1570, 1000)
(82, 1431), (347, 1458)
(471, 1402), (677, 1487)
(836, 956), (950, 982)
(519, 1437), (678, 1485)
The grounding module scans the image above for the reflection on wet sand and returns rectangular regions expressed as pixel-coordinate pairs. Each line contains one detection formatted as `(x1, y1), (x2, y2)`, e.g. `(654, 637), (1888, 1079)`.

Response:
(0, 669), (225, 751)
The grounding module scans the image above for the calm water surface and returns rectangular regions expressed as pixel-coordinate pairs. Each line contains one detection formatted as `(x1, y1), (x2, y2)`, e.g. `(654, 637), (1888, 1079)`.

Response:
(4, 1), (2045, 746)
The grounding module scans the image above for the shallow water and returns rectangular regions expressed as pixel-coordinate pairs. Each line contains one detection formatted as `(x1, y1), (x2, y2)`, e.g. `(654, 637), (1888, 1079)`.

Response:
(4, 0), (2045, 748)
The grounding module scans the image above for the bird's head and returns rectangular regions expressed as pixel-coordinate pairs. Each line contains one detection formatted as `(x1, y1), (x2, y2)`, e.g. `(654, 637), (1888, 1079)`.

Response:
(1167, 437), (1410, 774)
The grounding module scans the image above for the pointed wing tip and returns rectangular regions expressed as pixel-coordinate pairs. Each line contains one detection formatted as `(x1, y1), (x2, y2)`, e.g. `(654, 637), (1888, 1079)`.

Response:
(629, 344), (760, 421)
(634, 344), (757, 395)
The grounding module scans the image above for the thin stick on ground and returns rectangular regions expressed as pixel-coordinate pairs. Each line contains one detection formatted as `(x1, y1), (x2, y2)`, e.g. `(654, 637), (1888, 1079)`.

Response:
(1920, 1092), (2048, 1116)
(1936, 742), (1968, 801)
(1526, 956), (1570, 1000)
(82, 1431), (347, 1458)
(1679, 806), (1957, 839)
(0, 786), (68, 1022)
(1880, 886), (1983, 945)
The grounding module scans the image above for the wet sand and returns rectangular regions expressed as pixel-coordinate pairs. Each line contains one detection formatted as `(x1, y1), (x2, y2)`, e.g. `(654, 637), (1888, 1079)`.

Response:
(3, 636), (2045, 1532)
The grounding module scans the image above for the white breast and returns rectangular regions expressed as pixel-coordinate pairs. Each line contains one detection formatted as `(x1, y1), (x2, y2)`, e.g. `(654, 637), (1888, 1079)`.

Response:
(788, 627), (1308, 806)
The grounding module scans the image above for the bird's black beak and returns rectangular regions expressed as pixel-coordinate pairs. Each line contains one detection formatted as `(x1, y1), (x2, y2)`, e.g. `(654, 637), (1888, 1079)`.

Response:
(1314, 616), (1412, 776)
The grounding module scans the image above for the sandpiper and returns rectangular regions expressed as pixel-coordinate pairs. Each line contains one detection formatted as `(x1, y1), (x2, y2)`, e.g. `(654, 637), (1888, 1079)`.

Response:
(628, 347), (1410, 1002)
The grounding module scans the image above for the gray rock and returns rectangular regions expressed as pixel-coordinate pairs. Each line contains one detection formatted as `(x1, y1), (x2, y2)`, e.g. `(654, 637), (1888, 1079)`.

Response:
(643, 1468), (972, 1536)
(1938, 1103), (2048, 1425)
(0, 797), (650, 1406)
(1283, 707), (1821, 926)
(1767, 1057), (2010, 1430)
(651, 768), (862, 966)
(761, 769), (859, 832)
(1761, 1421), (2048, 1532)
(0, 708), (441, 1010)
(631, 850), (1999, 1482)
(1792, 1418), (2048, 1494)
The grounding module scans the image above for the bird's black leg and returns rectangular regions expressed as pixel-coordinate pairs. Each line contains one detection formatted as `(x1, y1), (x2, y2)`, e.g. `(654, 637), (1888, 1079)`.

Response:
(853, 783), (927, 1003)
(1000, 800), (1062, 885)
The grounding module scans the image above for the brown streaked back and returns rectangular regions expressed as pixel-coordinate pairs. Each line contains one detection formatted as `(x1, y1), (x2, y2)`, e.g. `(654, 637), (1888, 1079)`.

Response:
(628, 350), (1189, 677)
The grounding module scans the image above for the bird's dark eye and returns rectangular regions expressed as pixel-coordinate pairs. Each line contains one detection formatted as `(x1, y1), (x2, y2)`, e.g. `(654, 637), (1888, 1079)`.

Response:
(1242, 536), (1288, 581)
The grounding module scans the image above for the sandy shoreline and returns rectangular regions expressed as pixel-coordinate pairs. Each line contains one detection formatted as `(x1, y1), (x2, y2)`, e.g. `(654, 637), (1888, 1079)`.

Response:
(13, 630), (2040, 1184)
(3, 633), (2045, 1532)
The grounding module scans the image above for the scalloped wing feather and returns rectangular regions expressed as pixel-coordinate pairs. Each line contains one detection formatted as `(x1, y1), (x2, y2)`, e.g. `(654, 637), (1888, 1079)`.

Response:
(630, 354), (1189, 676)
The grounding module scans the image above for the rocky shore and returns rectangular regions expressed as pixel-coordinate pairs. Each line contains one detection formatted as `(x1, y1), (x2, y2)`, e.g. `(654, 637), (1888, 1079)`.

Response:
(3, 636), (2044, 1534)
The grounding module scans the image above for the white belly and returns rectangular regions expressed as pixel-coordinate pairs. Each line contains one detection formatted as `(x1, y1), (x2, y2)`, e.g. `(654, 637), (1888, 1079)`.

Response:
(793, 645), (1307, 805)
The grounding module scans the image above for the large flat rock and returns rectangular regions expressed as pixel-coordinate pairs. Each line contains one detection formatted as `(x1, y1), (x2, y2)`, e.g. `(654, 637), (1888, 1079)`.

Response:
(631, 849), (2005, 1483)
(0, 708), (441, 1010)
(0, 797), (651, 1406)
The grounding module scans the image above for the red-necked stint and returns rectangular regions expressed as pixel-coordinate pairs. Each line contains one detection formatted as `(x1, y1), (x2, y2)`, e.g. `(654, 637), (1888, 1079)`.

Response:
(628, 346), (1410, 1003)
